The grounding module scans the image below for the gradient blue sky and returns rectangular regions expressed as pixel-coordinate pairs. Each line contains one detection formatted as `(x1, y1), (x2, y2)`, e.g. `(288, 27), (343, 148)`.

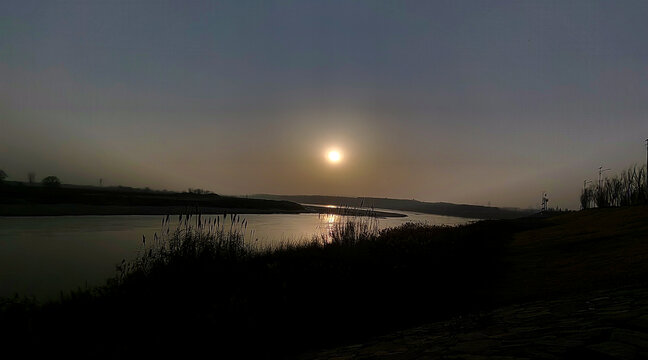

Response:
(2, 0), (647, 209)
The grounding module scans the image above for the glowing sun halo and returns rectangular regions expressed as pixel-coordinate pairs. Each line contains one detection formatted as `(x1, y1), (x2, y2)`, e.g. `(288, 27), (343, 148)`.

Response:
(327, 150), (342, 163)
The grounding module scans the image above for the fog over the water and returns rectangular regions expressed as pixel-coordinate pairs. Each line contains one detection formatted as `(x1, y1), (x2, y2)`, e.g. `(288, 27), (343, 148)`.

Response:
(2, 1), (647, 209)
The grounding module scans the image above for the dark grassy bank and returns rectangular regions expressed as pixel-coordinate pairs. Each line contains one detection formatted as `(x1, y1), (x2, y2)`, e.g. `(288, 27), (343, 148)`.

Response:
(0, 182), (304, 216)
(300, 205), (648, 359)
(494, 205), (648, 302)
(1, 206), (646, 359)
(254, 194), (535, 219)
(0, 214), (516, 359)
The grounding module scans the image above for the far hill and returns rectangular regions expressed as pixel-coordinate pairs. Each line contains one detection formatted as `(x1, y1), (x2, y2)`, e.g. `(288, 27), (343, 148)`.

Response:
(252, 194), (536, 219)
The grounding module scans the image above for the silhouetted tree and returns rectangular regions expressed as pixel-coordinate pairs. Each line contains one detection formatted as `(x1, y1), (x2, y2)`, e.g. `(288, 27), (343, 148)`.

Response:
(595, 186), (609, 208)
(188, 188), (213, 195)
(581, 164), (647, 209)
(579, 188), (593, 209)
(28, 172), (36, 184)
(42, 176), (61, 187)
(0, 169), (6, 182)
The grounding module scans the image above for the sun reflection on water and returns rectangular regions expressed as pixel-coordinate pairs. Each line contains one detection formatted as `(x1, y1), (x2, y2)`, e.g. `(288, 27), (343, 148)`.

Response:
(316, 213), (340, 243)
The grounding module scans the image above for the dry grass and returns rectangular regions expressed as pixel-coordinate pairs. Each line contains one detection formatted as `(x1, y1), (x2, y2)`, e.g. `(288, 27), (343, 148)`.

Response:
(3, 206), (647, 359)
(495, 205), (648, 302)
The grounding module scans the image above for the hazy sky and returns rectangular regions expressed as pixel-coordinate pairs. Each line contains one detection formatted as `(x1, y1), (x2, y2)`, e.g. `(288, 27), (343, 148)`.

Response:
(2, 0), (647, 209)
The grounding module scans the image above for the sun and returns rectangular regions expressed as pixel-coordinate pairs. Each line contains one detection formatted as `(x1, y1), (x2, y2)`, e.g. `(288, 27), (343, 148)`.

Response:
(327, 150), (342, 163)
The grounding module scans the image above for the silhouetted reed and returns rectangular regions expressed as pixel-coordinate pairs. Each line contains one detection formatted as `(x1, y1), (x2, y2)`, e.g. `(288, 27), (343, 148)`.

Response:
(580, 164), (647, 209)
(319, 204), (380, 245)
(1, 209), (515, 359)
(112, 213), (252, 291)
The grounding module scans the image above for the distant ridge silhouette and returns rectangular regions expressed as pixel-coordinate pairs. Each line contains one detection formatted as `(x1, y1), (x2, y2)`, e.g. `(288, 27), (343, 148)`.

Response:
(252, 194), (535, 220)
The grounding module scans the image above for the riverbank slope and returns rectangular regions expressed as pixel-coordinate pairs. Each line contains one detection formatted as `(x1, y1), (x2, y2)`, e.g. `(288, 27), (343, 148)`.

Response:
(2, 205), (646, 359)
(298, 205), (648, 359)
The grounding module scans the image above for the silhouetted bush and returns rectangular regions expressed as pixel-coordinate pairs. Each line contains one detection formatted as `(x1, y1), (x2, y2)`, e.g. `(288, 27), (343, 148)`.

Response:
(0, 169), (7, 182)
(187, 188), (214, 195)
(41, 176), (61, 187)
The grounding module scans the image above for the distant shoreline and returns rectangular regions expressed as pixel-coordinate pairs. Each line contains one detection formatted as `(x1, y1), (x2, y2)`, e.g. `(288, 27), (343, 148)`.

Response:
(0, 204), (303, 217)
(0, 203), (407, 218)
(0, 183), (307, 217)
(302, 205), (407, 218)
(253, 194), (535, 219)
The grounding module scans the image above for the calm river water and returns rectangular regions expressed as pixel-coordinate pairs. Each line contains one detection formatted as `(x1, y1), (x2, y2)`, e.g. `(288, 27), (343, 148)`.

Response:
(0, 209), (475, 299)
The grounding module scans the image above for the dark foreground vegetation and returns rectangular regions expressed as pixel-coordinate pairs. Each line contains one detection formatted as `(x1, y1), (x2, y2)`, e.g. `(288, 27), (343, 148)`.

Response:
(0, 212), (516, 358)
(1, 205), (647, 359)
